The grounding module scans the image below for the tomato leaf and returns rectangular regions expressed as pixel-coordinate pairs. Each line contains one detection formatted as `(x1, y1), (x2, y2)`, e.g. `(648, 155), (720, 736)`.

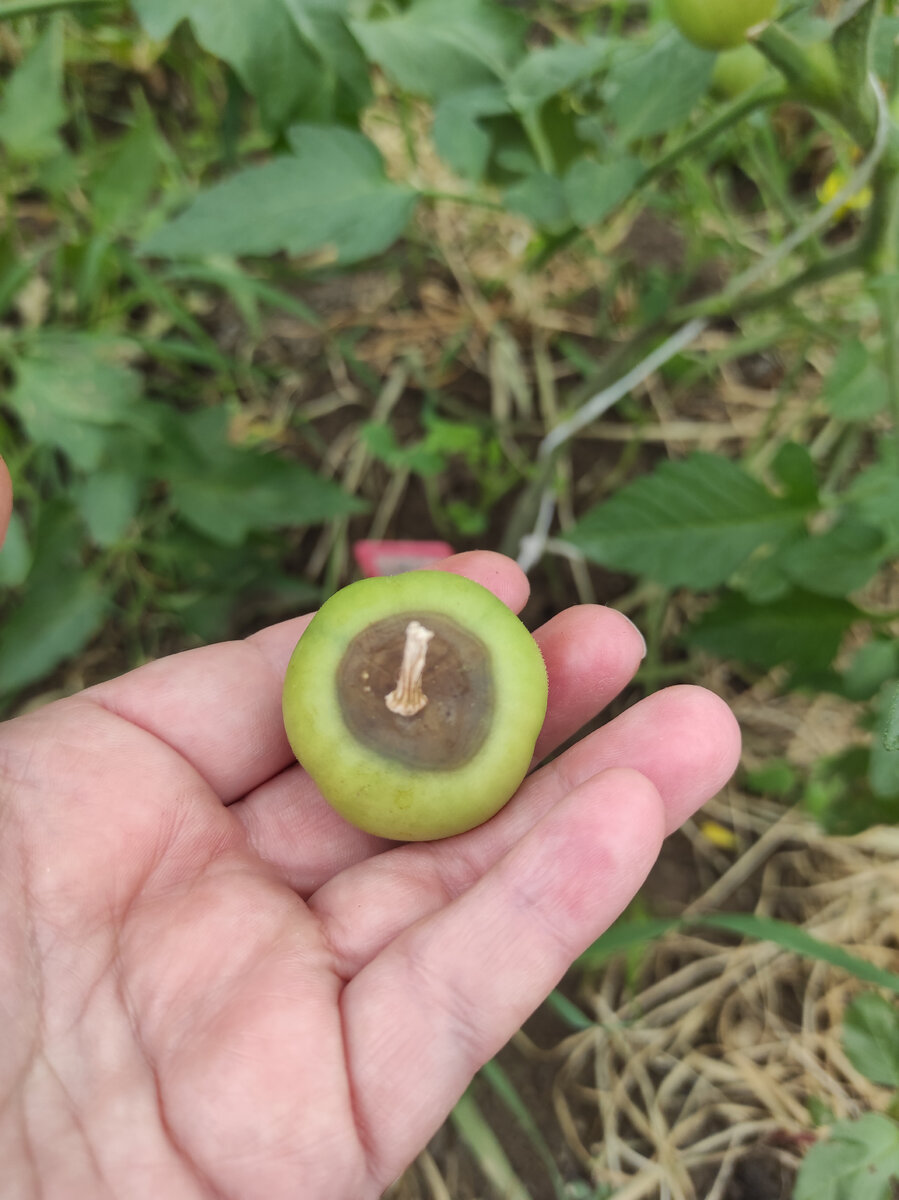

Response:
(793, 1113), (899, 1200)
(131, 0), (368, 129)
(565, 452), (811, 589)
(563, 156), (643, 228)
(0, 18), (66, 162)
(843, 993), (899, 1088)
(686, 590), (858, 673)
(142, 125), (419, 264)
(158, 409), (366, 546)
(349, 0), (526, 101)
(607, 33), (713, 141)
(504, 38), (609, 113)
(6, 333), (146, 471)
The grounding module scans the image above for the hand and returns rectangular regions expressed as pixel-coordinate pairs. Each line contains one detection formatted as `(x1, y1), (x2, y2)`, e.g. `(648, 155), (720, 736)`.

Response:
(0, 464), (740, 1200)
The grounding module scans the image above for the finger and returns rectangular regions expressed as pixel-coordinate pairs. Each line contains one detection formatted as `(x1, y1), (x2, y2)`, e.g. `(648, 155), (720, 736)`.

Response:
(0, 455), (12, 548)
(234, 604), (645, 894)
(343, 767), (665, 1192)
(85, 552), (529, 804)
(311, 684), (740, 975)
(532, 604), (645, 763)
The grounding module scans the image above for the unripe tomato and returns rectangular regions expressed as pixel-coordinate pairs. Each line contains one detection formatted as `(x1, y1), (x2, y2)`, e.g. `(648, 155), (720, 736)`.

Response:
(711, 45), (770, 98)
(667, 0), (776, 52)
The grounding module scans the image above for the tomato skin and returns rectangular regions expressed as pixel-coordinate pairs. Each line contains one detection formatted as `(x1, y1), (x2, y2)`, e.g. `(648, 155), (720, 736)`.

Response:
(667, 0), (777, 52)
(710, 45), (770, 98)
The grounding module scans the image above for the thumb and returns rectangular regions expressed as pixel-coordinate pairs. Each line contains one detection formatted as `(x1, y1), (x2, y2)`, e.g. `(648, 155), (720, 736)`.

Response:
(0, 456), (12, 549)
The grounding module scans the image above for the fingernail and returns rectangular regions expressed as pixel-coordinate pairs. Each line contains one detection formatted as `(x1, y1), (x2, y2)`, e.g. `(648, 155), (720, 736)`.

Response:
(621, 614), (647, 659)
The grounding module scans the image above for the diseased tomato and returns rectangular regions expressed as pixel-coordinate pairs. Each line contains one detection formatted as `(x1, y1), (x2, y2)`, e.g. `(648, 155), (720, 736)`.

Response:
(667, 0), (777, 52)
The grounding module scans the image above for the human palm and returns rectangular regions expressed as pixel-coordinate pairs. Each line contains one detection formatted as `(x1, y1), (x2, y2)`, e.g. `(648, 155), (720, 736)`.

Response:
(0, 532), (740, 1200)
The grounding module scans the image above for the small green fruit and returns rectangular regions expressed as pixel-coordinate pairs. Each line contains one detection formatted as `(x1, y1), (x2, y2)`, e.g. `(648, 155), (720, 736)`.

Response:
(667, 0), (776, 52)
(711, 44), (770, 99)
(282, 571), (548, 841)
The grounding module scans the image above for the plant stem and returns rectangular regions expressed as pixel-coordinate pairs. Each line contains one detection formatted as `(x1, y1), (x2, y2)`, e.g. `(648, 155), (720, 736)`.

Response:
(641, 81), (786, 188)
(520, 110), (556, 176)
(420, 189), (505, 213)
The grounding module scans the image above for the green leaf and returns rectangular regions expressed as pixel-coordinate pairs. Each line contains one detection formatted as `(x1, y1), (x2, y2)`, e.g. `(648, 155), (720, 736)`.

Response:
(563, 156), (642, 228)
(0, 505), (107, 701)
(349, 0), (526, 101)
(695, 913), (899, 995)
(607, 33), (714, 141)
(432, 86), (510, 180)
(793, 1113), (899, 1200)
(841, 640), (899, 701)
(505, 38), (609, 112)
(503, 172), (570, 233)
(0, 512), (31, 587)
(779, 518), (886, 598)
(6, 333), (145, 471)
(89, 104), (161, 234)
(771, 441), (819, 506)
(823, 342), (889, 420)
(847, 442), (899, 551)
(0, 18), (66, 162)
(566, 452), (810, 590)
(142, 125), (419, 265)
(843, 993), (899, 1088)
(159, 409), (366, 545)
(0, 569), (107, 700)
(131, 0), (359, 129)
(688, 589), (857, 673)
(73, 471), (141, 547)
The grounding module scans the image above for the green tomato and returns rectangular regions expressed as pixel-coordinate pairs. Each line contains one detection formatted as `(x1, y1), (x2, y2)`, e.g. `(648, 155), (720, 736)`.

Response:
(282, 571), (548, 841)
(710, 44), (770, 98)
(667, 0), (776, 51)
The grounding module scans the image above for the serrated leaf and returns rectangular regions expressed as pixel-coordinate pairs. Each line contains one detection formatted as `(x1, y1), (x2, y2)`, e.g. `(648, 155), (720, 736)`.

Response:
(159, 409), (366, 545)
(823, 342), (889, 420)
(131, 0), (355, 129)
(843, 993), (899, 1088)
(779, 518), (886, 598)
(607, 33), (713, 141)
(0, 18), (66, 162)
(566, 452), (810, 589)
(505, 38), (609, 112)
(687, 589), (858, 673)
(142, 125), (418, 265)
(89, 105), (161, 233)
(563, 156), (642, 228)
(350, 0), (526, 101)
(6, 333), (145, 471)
(432, 86), (510, 180)
(793, 1113), (899, 1200)
(503, 172), (569, 233)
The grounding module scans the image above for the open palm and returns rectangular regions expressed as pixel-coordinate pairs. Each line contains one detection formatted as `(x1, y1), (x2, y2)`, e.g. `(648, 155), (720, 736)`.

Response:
(0, 536), (740, 1200)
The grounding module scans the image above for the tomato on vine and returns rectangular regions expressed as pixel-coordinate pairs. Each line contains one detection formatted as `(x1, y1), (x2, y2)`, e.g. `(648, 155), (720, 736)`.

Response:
(667, 0), (776, 52)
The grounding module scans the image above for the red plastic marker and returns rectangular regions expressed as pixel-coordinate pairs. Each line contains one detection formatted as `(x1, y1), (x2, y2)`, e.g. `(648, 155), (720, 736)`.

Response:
(353, 539), (455, 578)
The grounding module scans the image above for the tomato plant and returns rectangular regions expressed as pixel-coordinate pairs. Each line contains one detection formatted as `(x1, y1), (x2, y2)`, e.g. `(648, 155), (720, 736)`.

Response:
(667, 0), (777, 51)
